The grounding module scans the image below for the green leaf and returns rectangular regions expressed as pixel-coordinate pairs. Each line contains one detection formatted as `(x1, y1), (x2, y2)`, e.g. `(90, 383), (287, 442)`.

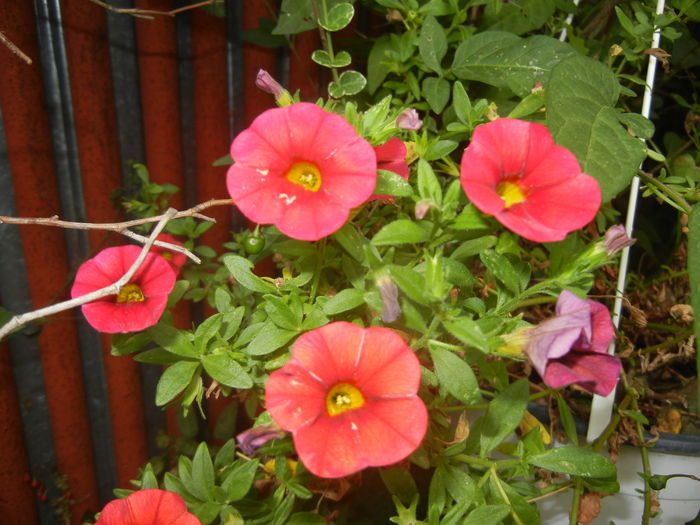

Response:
(423, 139), (458, 161)
(264, 295), (301, 331)
(148, 323), (197, 358)
(462, 505), (511, 525)
(452, 32), (577, 97)
(547, 55), (646, 201)
(111, 332), (151, 356)
(191, 442), (215, 500)
(528, 446), (617, 478)
(374, 169), (414, 197)
(367, 35), (392, 94)
(388, 265), (428, 303)
(417, 159), (442, 206)
(319, 2), (354, 32)
(323, 288), (366, 315)
(222, 459), (259, 502)
(273, 0), (315, 34)
(480, 249), (521, 294)
(442, 317), (489, 352)
(488, 478), (540, 525)
(452, 81), (472, 125)
(422, 76), (450, 114)
(451, 205), (492, 232)
(223, 255), (277, 294)
(201, 353), (253, 389)
(156, 361), (200, 406)
(429, 345), (481, 405)
(287, 512), (327, 525)
(687, 203), (700, 386)
(311, 49), (352, 68)
(246, 325), (298, 356)
(419, 15), (447, 74)
(483, 0), (555, 34)
(372, 220), (429, 245)
(480, 378), (529, 455)
(618, 112), (655, 139)
(555, 392), (579, 445)
(194, 313), (223, 354)
(329, 70), (367, 97)
(333, 223), (366, 262)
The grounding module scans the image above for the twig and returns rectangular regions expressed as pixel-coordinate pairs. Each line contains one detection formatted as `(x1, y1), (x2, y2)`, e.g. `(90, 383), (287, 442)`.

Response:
(88, 0), (221, 19)
(0, 198), (231, 231)
(0, 208), (177, 342)
(0, 31), (32, 65)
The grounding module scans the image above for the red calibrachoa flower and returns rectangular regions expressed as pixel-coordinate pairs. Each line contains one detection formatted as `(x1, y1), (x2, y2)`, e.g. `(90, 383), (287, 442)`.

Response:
(152, 233), (187, 273)
(71, 245), (176, 333)
(460, 118), (601, 242)
(371, 137), (409, 201)
(226, 102), (377, 241)
(96, 489), (200, 525)
(265, 321), (428, 478)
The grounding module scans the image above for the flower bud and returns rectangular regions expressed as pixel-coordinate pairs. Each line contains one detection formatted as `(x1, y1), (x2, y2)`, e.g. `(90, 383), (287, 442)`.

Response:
(603, 224), (635, 256)
(255, 69), (292, 106)
(396, 108), (422, 131)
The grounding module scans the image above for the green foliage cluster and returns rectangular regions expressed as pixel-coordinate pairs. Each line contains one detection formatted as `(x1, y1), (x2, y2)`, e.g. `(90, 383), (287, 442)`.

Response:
(98, 1), (700, 524)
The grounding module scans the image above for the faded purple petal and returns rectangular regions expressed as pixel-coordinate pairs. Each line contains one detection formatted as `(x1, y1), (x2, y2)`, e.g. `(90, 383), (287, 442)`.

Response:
(525, 290), (619, 395)
(543, 351), (621, 396)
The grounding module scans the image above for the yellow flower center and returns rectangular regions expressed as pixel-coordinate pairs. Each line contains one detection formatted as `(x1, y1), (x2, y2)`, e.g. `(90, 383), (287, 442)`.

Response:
(325, 382), (365, 416)
(496, 179), (526, 208)
(285, 161), (322, 192)
(116, 283), (145, 303)
(161, 252), (173, 261)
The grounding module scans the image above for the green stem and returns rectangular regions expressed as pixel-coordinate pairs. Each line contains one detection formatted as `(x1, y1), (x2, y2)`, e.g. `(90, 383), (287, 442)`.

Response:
(569, 478), (584, 525)
(638, 170), (693, 215)
(637, 330), (693, 354)
(312, 0), (340, 83)
(309, 239), (326, 302)
(620, 373), (653, 525)
(490, 467), (525, 525)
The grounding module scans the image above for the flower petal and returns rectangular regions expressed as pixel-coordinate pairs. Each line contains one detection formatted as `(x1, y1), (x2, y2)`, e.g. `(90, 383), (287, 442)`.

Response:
(354, 327), (421, 398)
(543, 351), (622, 396)
(96, 489), (200, 525)
(291, 321), (365, 384)
(352, 397), (427, 466)
(266, 360), (327, 431)
(293, 411), (364, 478)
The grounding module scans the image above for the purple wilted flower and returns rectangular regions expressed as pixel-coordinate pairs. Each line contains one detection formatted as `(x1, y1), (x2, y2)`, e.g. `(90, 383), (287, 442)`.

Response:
(376, 275), (401, 322)
(396, 108), (422, 130)
(603, 225), (636, 256)
(236, 424), (286, 455)
(525, 290), (621, 396)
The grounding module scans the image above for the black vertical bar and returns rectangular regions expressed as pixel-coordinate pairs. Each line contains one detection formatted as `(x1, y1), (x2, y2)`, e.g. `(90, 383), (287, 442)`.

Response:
(177, 3), (198, 210)
(105, 0), (169, 461)
(0, 110), (58, 525)
(33, 0), (117, 504)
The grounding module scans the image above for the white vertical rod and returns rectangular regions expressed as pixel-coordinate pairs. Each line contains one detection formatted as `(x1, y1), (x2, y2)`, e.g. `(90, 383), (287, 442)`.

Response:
(586, 0), (666, 442)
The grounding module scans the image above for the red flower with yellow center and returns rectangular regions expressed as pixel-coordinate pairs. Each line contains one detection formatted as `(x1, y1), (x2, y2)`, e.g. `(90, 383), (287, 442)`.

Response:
(265, 322), (428, 478)
(226, 103), (377, 241)
(95, 489), (200, 525)
(71, 245), (176, 333)
(460, 118), (601, 242)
